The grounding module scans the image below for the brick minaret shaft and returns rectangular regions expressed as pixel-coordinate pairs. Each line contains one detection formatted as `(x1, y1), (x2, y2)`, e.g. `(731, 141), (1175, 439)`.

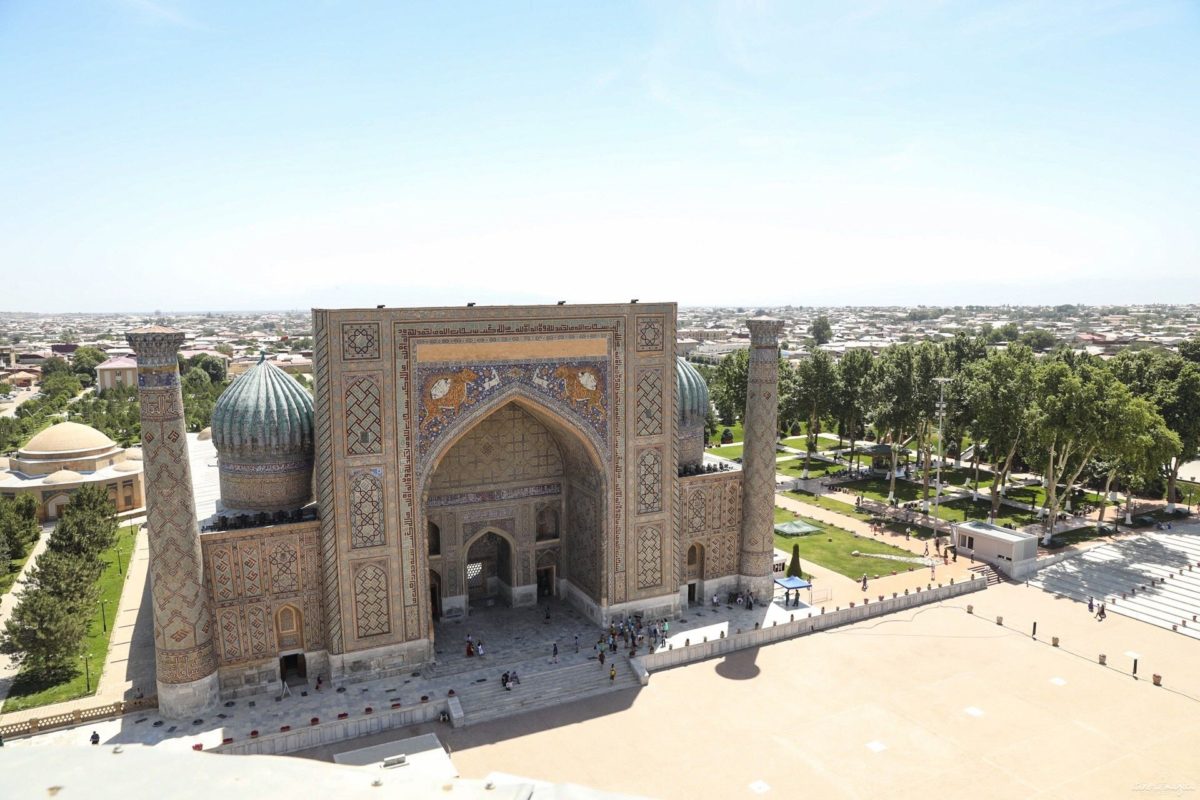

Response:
(738, 317), (785, 599)
(127, 327), (219, 718)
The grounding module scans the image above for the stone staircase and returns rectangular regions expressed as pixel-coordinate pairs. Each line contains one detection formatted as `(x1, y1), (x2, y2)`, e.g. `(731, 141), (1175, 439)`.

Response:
(1028, 532), (1200, 639)
(968, 563), (1005, 587)
(455, 656), (640, 727)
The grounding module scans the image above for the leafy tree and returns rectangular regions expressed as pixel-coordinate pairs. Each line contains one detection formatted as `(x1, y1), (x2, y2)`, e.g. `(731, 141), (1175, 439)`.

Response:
(810, 315), (833, 345)
(1019, 329), (1058, 351)
(1092, 398), (1179, 523)
(783, 351), (838, 478)
(910, 342), (949, 510)
(40, 356), (70, 377)
(70, 346), (108, 382)
(214, 343), (235, 358)
(0, 587), (89, 676)
(1027, 359), (1126, 544)
(0, 381), (11, 395)
(834, 349), (874, 473)
(710, 349), (749, 426)
(1178, 337), (1200, 365)
(181, 353), (228, 384)
(1155, 362), (1200, 509)
(48, 485), (118, 561)
(871, 344), (919, 501)
(966, 345), (1037, 516)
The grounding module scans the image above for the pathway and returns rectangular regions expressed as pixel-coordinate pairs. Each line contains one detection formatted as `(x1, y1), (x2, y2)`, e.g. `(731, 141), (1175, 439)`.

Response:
(0, 523), (55, 706)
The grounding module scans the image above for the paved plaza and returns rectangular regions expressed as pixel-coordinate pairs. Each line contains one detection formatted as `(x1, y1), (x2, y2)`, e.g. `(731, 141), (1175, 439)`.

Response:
(297, 581), (1200, 799)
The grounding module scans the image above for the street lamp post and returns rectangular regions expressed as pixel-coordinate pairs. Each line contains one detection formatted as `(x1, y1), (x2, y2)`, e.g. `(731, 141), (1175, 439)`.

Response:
(115, 546), (123, 576)
(81, 652), (91, 694)
(99, 598), (107, 632)
(933, 377), (952, 548)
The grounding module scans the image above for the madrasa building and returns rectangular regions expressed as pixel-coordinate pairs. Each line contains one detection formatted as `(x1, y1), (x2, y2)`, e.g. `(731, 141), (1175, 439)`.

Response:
(126, 303), (784, 717)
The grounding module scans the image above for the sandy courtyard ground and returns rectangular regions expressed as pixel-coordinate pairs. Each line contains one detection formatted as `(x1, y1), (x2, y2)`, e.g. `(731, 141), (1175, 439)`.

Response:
(305, 581), (1200, 799)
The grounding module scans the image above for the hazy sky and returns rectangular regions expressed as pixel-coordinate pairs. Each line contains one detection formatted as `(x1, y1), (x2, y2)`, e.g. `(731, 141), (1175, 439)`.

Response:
(2, 1), (1198, 312)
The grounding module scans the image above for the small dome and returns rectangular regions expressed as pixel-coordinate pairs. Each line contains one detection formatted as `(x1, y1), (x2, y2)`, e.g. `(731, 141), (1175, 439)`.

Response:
(197, 427), (212, 441)
(676, 358), (710, 425)
(43, 469), (82, 485)
(22, 422), (116, 456)
(113, 461), (141, 473)
(212, 357), (314, 453)
(125, 447), (143, 461)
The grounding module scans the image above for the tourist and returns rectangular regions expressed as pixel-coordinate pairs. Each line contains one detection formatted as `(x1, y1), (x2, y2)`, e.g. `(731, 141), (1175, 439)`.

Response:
(609, 664), (616, 683)
(712, 593), (719, 608)
(1088, 596), (1094, 614)
(501, 671), (510, 689)
(90, 731), (100, 746)
(861, 574), (868, 591)
(574, 634), (580, 653)
(466, 640), (475, 658)
(599, 649), (606, 667)
(477, 640), (485, 658)
(315, 675), (323, 691)
(511, 670), (520, 684)
(544, 606), (551, 624)
(905, 528), (911, 541)
(552, 642), (559, 664)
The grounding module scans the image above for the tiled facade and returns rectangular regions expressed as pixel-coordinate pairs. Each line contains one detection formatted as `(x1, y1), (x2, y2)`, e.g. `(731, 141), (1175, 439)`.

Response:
(135, 306), (783, 713)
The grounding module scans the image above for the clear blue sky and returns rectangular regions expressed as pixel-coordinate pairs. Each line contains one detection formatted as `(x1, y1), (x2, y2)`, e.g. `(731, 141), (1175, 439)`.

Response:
(1, 1), (1197, 312)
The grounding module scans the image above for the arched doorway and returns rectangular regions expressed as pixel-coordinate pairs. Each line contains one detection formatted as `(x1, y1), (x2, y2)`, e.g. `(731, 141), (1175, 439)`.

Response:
(429, 569), (443, 621)
(275, 604), (306, 685)
(686, 543), (705, 604)
(421, 394), (607, 622)
(463, 529), (517, 607)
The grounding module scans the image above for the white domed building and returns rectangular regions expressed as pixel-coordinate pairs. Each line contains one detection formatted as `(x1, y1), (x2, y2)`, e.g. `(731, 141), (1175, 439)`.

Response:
(0, 421), (145, 521)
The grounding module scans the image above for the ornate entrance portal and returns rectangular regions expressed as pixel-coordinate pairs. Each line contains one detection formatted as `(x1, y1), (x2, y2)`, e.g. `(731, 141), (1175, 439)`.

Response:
(423, 398), (605, 621)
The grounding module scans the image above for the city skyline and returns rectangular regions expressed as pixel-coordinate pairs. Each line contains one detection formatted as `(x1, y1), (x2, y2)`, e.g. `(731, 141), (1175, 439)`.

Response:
(2, 1), (1198, 312)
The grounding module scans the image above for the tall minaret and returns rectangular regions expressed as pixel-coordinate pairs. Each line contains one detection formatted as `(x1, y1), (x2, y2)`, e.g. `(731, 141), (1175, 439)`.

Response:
(127, 327), (219, 718)
(738, 317), (785, 600)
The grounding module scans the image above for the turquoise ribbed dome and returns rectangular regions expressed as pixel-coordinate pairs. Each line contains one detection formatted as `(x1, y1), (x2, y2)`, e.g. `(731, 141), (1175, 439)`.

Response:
(211, 358), (314, 454)
(676, 357), (710, 425)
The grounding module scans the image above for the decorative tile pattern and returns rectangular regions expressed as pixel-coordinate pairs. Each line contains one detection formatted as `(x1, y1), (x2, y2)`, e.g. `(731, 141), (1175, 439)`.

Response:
(636, 525), (662, 589)
(240, 542), (263, 599)
(687, 489), (707, 533)
(313, 310), (344, 655)
(635, 315), (665, 351)
(247, 605), (271, 657)
(635, 369), (663, 437)
(341, 322), (381, 360)
(349, 469), (385, 548)
(345, 375), (382, 456)
(211, 546), (235, 603)
(416, 359), (609, 465)
(636, 448), (663, 514)
(269, 542), (299, 593)
(739, 319), (785, 577)
(218, 609), (242, 662)
(126, 329), (218, 686)
(353, 562), (391, 638)
(566, 490), (600, 600)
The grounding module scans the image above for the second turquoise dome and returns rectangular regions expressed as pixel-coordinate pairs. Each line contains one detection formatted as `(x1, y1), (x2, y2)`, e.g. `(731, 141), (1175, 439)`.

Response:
(211, 358), (314, 454)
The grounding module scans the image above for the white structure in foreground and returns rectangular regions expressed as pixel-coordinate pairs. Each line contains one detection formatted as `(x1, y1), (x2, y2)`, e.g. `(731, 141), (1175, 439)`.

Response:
(955, 520), (1039, 580)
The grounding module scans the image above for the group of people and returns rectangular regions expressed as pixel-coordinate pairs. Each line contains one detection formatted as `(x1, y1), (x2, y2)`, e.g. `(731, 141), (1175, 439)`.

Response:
(464, 633), (486, 658)
(1088, 596), (1107, 621)
(499, 669), (521, 690)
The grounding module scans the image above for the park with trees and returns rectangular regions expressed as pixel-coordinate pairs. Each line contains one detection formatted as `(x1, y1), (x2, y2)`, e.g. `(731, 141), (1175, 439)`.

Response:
(698, 332), (1200, 545)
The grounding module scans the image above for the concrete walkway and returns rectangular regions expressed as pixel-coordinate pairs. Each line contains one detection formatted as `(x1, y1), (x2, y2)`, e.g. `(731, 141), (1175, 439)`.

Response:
(0, 523), (154, 722)
(0, 524), (55, 706)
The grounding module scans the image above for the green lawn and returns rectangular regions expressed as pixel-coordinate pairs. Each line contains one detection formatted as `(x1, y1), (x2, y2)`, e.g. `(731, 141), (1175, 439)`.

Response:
(842, 478), (926, 504)
(710, 420), (745, 446)
(3, 525), (139, 713)
(913, 466), (995, 490)
(1003, 484), (1104, 509)
(776, 458), (846, 480)
(783, 490), (874, 521)
(934, 498), (1037, 529)
(709, 444), (743, 460)
(773, 508), (926, 580)
(0, 529), (44, 596)
(780, 436), (842, 452)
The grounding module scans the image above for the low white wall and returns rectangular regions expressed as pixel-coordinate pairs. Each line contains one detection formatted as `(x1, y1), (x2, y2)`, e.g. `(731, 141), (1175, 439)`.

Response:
(214, 699), (446, 756)
(637, 577), (987, 673)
